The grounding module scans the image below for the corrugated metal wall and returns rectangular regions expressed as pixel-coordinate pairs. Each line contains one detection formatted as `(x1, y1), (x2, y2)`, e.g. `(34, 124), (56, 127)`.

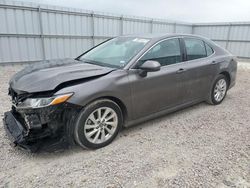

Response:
(193, 23), (250, 59)
(0, 0), (249, 64)
(0, 0), (192, 63)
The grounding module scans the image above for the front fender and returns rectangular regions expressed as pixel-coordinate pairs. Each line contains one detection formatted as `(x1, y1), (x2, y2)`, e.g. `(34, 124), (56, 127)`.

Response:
(55, 70), (133, 120)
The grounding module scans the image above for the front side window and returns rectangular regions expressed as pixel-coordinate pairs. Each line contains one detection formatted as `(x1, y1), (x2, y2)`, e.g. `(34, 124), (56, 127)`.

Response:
(137, 38), (182, 67)
(184, 38), (207, 61)
(79, 37), (150, 68)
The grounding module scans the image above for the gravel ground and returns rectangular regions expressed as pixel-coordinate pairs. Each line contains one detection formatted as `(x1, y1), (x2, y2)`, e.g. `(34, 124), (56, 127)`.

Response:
(0, 62), (249, 188)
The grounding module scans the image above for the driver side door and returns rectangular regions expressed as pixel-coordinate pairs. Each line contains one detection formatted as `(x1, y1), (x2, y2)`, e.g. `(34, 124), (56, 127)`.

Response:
(128, 38), (187, 119)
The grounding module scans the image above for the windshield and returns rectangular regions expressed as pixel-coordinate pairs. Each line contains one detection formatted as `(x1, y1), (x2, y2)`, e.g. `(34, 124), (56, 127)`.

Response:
(79, 37), (150, 68)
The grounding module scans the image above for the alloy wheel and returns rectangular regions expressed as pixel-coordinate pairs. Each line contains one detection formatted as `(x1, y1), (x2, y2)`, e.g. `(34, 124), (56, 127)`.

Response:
(84, 107), (118, 144)
(214, 78), (227, 102)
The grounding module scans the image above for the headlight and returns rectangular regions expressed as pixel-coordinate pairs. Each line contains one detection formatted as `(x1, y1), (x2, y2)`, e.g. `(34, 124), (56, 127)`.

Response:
(16, 93), (73, 109)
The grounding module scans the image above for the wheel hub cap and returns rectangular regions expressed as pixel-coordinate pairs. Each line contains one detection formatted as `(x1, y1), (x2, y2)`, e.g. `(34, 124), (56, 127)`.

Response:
(84, 107), (118, 144)
(214, 79), (227, 102)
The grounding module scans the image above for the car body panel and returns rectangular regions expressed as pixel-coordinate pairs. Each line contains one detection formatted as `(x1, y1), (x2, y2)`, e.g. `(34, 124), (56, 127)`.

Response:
(9, 58), (115, 94)
(128, 64), (185, 119)
(56, 69), (134, 120)
(179, 57), (217, 103)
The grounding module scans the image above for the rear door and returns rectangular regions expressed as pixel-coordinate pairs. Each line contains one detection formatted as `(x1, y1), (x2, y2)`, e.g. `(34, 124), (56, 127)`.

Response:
(179, 37), (217, 102)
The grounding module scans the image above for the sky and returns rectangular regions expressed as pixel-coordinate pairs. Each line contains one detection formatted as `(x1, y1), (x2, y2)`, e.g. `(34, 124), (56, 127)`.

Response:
(19, 0), (250, 23)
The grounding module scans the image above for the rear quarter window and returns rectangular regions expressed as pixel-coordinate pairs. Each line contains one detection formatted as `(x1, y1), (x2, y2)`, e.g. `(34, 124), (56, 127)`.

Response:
(205, 43), (214, 56)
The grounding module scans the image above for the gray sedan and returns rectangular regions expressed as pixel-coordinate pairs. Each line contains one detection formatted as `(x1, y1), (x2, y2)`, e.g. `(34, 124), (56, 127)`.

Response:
(3, 34), (237, 151)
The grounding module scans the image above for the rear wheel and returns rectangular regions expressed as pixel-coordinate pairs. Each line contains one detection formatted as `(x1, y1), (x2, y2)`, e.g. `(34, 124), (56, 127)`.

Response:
(207, 74), (228, 105)
(74, 99), (123, 149)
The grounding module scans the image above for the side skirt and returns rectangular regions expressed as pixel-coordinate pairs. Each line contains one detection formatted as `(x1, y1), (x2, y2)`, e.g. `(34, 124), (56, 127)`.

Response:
(124, 98), (204, 127)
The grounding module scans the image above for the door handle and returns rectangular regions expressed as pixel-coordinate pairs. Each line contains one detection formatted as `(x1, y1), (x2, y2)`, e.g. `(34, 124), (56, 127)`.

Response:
(211, 61), (217, 65)
(176, 68), (186, 74)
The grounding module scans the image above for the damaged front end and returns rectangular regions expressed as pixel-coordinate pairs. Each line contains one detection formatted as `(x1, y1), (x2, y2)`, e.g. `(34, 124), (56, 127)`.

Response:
(3, 88), (82, 152)
(3, 59), (114, 152)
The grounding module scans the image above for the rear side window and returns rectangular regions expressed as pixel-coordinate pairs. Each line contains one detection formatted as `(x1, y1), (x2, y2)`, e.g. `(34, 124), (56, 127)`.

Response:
(184, 38), (206, 60)
(205, 43), (214, 56)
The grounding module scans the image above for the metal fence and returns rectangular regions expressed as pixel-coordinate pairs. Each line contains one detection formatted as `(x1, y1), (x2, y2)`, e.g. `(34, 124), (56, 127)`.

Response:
(0, 0), (250, 64)
(193, 23), (250, 59)
(0, 0), (192, 64)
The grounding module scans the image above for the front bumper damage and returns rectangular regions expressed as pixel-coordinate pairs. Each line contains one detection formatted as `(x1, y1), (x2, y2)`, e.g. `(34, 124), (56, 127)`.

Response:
(4, 111), (27, 146)
(3, 103), (81, 152)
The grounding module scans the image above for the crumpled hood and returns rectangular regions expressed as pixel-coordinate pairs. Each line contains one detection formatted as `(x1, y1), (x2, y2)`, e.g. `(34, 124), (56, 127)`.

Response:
(10, 58), (114, 94)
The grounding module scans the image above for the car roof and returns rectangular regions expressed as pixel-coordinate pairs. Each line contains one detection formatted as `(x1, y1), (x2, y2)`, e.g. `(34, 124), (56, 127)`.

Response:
(121, 33), (209, 41)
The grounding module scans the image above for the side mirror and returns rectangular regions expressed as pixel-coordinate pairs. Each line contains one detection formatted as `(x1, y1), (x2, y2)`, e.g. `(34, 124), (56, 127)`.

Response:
(139, 60), (161, 76)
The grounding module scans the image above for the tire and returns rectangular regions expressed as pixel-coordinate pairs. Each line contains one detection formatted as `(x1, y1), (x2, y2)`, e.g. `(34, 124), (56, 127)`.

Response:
(207, 74), (228, 105)
(74, 99), (123, 149)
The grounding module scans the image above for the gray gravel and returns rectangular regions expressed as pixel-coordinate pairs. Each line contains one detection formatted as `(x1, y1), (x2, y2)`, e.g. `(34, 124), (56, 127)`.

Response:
(0, 62), (250, 188)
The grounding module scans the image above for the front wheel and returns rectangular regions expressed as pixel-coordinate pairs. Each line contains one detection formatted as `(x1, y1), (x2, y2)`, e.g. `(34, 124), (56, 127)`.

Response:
(74, 99), (123, 149)
(207, 74), (228, 105)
